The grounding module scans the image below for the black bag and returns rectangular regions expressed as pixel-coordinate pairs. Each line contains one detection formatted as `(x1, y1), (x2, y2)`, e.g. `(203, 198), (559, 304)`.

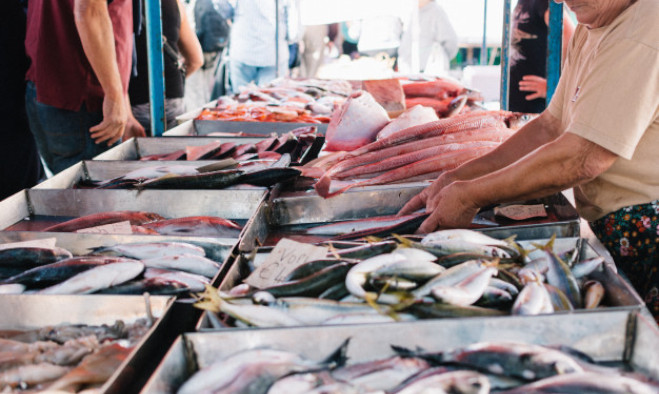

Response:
(194, 0), (231, 53)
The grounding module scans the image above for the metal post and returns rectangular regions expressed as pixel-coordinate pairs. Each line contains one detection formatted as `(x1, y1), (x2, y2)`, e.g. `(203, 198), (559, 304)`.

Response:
(275, 0), (280, 78)
(499, 0), (512, 110)
(145, 0), (166, 136)
(480, 0), (487, 65)
(546, 1), (563, 103)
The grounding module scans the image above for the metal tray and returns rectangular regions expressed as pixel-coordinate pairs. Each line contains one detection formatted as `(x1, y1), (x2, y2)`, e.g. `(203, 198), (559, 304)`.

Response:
(142, 311), (659, 393)
(93, 136), (266, 161)
(34, 160), (223, 190)
(0, 188), (265, 235)
(193, 119), (328, 136)
(0, 294), (173, 394)
(240, 186), (580, 251)
(195, 237), (644, 332)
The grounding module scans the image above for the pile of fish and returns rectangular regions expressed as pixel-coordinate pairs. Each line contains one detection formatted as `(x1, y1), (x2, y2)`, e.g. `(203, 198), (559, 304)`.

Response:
(78, 154), (301, 190)
(0, 319), (149, 392)
(175, 339), (659, 393)
(195, 230), (611, 328)
(197, 78), (353, 123)
(32, 210), (243, 237)
(0, 241), (223, 295)
(139, 127), (319, 164)
(307, 110), (526, 197)
(401, 77), (485, 118)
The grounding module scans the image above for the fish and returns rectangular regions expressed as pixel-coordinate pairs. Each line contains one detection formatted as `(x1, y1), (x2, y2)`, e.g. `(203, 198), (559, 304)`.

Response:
(2, 256), (135, 288)
(304, 213), (428, 236)
(141, 254), (220, 278)
(475, 286), (515, 308)
(326, 241), (398, 260)
(267, 371), (355, 394)
(38, 261), (145, 295)
(376, 105), (439, 140)
(318, 146), (495, 198)
(421, 229), (512, 247)
(43, 211), (164, 232)
(324, 91), (390, 151)
(97, 277), (190, 295)
(0, 363), (70, 389)
(511, 280), (554, 316)
(541, 249), (582, 309)
(431, 266), (498, 306)
(142, 216), (242, 238)
(499, 371), (659, 394)
(237, 167), (301, 187)
(177, 339), (349, 394)
(572, 256), (605, 279)
(94, 165), (201, 188)
(284, 259), (349, 281)
(544, 283), (575, 312)
(186, 141), (223, 161)
(431, 341), (584, 381)
(0, 284), (25, 294)
(137, 168), (244, 189)
(0, 246), (73, 269)
(259, 262), (353, 298)
(143, 268), (209, 293)
(140, 149), (186, 161)
(48, 343), (132, 392)
(331, 356), (430, 391)
(90, 241), (206, 260)
(412, 260), (489, 300)
(583, 280), (605, 309)
(405, 95), (466, 118)
(402, 79), (465, 98)
(345, 251), (409, 304)
(331, 213), (430, 241)
(370, 254), (444, 282)
(391, 369), (491, 394)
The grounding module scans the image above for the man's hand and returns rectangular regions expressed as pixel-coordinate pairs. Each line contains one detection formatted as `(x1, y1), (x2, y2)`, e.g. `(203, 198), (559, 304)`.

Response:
(89, 94), (127, 146)
(519, 75), (547, 101)
(417, 181), (479, 234)
(124, 113), (146, 140)
(398, 172), (455, 216)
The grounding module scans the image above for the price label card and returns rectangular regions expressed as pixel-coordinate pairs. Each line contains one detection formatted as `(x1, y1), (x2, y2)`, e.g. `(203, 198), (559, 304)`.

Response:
(0, 238), (57, 250)
(77, 221), (133, 235)
(494, 204), (547, 221)
(245, 239), (328, 289)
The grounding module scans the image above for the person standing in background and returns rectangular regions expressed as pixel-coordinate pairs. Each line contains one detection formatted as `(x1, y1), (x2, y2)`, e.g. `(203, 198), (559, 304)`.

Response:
(398, 0), (458, 75)
(228, 0), (293, 93)
(130, 0), (203, 134)
(194, 0), (233, 101)
(509, 0), (574, 113)
(299, 24), (327, 79)
(0, 0), (43, 199)
(25, 0), (135, 175)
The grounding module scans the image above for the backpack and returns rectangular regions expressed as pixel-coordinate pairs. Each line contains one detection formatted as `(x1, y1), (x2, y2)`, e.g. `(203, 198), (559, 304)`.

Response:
(194, 0), (231, 53)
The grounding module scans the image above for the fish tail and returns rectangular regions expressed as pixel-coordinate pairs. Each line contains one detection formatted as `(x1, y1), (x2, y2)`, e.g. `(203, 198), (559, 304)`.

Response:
(314, 174), (333, 198)
(322, 337), (351, 369)
(392, 234), (413, 247)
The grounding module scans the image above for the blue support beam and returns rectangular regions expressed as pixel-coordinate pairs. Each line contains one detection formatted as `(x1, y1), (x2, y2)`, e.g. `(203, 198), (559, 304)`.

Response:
(546, 1), (563, 103)
(499, 0), (512, 110)
(145, 0), (166, 136)
(481, 0), (488, 65)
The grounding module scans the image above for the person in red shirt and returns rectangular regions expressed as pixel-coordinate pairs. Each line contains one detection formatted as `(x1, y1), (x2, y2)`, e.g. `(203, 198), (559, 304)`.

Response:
(25, 0), (139, 174)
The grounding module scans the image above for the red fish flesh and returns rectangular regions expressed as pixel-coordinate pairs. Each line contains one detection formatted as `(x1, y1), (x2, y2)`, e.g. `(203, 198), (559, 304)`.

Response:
(325, 91), (390, 151)
(43, 211), (164, 232)
(142, 216), (242, 237)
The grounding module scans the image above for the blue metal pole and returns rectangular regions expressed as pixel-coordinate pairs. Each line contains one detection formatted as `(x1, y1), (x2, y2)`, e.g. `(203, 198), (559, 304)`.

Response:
(481, 0), (487, 65)
(145, 0), (166, 136)
(499, 0), (512, 110)
(546, 1), (563, 103)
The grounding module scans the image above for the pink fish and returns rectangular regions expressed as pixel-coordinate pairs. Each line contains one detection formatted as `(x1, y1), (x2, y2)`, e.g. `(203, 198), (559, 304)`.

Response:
(324, 91), (390, 151)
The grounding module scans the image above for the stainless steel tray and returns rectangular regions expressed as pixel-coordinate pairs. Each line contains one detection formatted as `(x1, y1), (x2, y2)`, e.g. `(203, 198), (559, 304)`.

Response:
(0, 294), (172, 394)
(240, 186), (580, 250)
(196, 237), (644, 331)
(0, 188), (265, 235)
(142, 311), (659, 393)
(93, 136), (266, 161)
(193, 119), (328, 136)
(34, 160), (223, 190)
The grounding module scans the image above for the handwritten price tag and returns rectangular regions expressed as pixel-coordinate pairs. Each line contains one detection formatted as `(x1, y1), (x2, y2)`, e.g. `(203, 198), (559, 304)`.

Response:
(245, 239), (329, 289)
(494, 204), (547, 221)
(77, 221), (133, 235)
(0, 238), (57, 250)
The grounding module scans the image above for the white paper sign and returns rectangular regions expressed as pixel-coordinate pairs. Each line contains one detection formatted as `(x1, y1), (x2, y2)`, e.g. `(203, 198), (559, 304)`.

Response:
(245, 239), (329, 289)
(0, 238), (57, 250)
(494, 204), (547, 221)
(76, 221), (133, 235)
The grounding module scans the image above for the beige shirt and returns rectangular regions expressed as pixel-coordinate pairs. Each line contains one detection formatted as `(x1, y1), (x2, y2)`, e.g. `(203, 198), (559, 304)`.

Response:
(547, 0), (659, 221)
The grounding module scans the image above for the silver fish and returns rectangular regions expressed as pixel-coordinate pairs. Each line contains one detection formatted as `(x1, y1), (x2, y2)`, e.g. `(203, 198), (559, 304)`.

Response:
(501, 371), (659, 394)
(143, 268), (209, 293)
(412, 260), (488, 300)
(512, 281), (554, 316)
(141, 254), (220, 278)
(90, 242), (205, 260)
(392, 369), (491, 394)
(431, 267), (498, 306)
(39, 261), (144, 295)
(543, 250), (582, 308)
(345, 252), (408, 304)
(572, 256), (605, 279)
(421, 229), (511, 247)
(332, 356), (430, 392)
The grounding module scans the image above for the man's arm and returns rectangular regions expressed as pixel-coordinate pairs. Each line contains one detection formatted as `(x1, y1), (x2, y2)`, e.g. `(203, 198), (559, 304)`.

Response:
(416, 131), (618, 233)
(74, 0), (126, 146)
(177, 0), (203, 76)
(400, 110), (562, 215)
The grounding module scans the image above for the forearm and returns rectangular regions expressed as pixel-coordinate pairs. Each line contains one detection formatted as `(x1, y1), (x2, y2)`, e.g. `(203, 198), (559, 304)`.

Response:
(445, 111), (561, 183)
(74, 0), (124, 100)
(464, 132), (618, 208)
(178, 0), (203, 76)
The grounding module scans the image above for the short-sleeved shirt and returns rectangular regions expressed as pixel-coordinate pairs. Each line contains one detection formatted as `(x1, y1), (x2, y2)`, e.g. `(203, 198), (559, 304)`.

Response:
(25, 0), (133, 113)
(547, 0), (659, 221)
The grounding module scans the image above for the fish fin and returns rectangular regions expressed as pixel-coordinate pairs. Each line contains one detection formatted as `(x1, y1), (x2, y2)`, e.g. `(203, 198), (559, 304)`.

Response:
(192, 284), (223, 313)
(392, 234), (413, 248)
(531, 233), (557, 252)
(364, 236), (383, 243)
(327, 243), (342, 260)
(322, 337), (351, 369)
(314, 174), (332, 198)
(390, 344), (418, 358)
(484, 258), (500, 269)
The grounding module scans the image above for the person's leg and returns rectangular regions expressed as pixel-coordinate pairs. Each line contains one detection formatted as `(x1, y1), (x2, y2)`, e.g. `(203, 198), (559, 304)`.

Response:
(131, 102), (151, 135)
(256, 66), (277, 87)
(590, 201), (659, 320)
(229, 59), (256, 93)
(301, 24), (327, 78)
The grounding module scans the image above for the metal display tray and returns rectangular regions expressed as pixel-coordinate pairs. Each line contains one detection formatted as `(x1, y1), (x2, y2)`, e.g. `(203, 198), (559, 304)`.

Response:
(0, 188), (265, 237)
(142, 311), (659, 393)
(196, 237), (644, 331)
(34, 160), (225, 190)
(0, 294), (173, 394)
(239, 186), (580, 251)
(93, 136), (266, 161)
(0, 231), (236, 287)
(192, 119), (328, 136)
